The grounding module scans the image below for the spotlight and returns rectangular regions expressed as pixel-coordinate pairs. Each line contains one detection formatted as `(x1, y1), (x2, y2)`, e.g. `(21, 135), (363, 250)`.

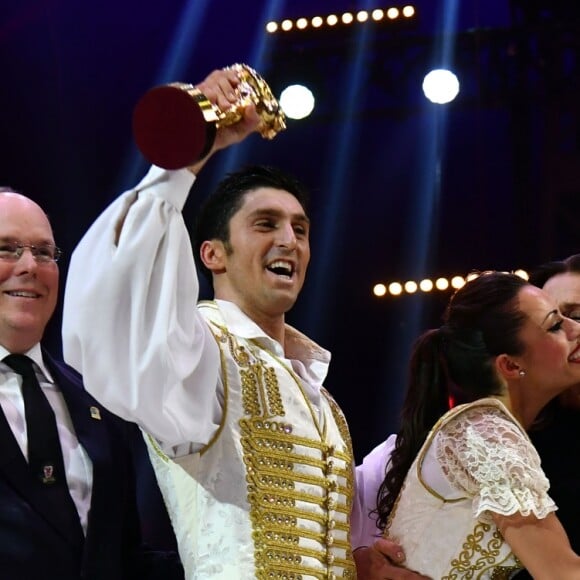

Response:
(422, 69), (460, 104)
(296, 17), (308, 29)
(374, 267), (530, 298)
(451, 275), (465, 289)
(279, 84), (315, 120)
(373, 283), (387, 297)
(266, 6), (416, 34)
(342, 12), (354, 24)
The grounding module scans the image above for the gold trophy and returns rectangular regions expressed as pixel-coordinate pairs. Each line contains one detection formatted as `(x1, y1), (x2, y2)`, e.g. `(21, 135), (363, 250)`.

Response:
(132, 63), (286, 169)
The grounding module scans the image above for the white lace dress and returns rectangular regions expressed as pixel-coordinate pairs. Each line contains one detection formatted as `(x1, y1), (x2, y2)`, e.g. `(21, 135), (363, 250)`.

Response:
(384, 398), (557, 579)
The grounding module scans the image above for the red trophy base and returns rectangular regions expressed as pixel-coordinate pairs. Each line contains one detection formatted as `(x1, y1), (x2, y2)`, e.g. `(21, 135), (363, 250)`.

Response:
(132, 84), (217, 170)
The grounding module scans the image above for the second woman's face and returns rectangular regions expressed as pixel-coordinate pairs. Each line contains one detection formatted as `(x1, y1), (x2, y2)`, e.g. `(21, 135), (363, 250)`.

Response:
(515, 285), (580, 395)
(542, 271), (580, 322)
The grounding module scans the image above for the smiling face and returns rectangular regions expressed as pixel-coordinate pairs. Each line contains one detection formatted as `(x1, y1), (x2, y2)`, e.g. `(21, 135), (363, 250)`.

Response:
(542, 271), (580, 323)
(202, 187), (310, 329)
(513, 285), (580, 398)
(0, 193), (59, 352)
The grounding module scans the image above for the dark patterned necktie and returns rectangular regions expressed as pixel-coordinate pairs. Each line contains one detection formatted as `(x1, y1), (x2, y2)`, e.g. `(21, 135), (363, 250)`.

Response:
(3, 354), (83, 538)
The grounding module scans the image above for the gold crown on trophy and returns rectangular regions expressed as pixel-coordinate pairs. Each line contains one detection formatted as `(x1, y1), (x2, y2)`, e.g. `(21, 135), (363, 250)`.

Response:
(133, 63), (286, 170)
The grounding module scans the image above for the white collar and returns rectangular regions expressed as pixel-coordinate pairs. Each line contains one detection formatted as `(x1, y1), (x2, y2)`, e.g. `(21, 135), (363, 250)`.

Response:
(0, 343), (55, 383)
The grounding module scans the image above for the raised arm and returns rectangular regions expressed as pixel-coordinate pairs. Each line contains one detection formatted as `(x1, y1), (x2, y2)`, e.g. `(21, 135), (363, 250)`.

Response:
(63, 68), (260, 447)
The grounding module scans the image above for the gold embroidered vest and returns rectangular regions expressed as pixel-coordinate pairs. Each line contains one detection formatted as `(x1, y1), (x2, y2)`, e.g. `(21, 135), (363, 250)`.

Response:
(145, 301), (355, 579)
(385, 399), (524, 579)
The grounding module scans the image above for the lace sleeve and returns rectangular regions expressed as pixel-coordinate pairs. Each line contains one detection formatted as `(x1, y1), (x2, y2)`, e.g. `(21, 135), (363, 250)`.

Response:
(435, 404), (557, 522)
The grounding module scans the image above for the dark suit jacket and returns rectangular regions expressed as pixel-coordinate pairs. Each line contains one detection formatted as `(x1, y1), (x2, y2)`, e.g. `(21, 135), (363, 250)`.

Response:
(0, 350), (181, 580)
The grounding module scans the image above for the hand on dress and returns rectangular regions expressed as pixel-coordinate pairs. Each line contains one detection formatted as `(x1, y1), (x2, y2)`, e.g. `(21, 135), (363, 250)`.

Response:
(354, 538), (432, 580)
(188, 67), (261, 174)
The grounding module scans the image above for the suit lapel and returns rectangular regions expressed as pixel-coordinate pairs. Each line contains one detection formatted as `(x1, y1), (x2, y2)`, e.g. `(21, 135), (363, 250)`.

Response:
(43, 353), (118, 545)
(0, 385), (83, 549)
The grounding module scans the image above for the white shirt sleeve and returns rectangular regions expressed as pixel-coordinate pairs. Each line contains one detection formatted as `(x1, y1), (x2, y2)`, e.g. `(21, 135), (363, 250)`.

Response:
(350, 434), (396, 549)
(62, 165), (222, 448)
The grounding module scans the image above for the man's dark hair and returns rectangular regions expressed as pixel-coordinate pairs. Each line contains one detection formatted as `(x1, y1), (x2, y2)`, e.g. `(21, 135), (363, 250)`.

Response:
(193, 165), (310, 282)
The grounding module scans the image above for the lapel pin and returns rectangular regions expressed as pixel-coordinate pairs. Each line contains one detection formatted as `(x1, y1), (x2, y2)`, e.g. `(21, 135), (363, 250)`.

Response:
(90, 406), (102, 420)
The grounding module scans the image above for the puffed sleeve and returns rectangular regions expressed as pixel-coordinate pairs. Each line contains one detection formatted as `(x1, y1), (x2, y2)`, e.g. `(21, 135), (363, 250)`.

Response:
(435, 404), (557, 522)
(63, 166), (222, 448)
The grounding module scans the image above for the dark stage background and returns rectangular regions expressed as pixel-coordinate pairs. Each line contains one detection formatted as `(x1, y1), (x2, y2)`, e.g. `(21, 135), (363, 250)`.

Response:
(1, 0), (579, 463)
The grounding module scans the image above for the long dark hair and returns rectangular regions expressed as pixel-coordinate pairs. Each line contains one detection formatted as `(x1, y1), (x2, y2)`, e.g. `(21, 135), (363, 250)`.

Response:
(375, 272), (529, 529)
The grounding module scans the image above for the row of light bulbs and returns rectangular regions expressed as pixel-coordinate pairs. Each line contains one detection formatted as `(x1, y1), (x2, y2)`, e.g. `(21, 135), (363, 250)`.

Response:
(373, 269), (530, 297)
(266, 5), (416, 34)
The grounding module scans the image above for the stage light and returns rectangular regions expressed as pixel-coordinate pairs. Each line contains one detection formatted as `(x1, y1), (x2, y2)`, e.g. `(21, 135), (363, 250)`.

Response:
(422, 69), (460, 104)
(279, 84), (315, 120)
(373, 283), (387, 297)
(451, 275), (465, 289)
(342, 12), (354, 24)
(266, 6), (416, 33)
(374, 267), (530, 298)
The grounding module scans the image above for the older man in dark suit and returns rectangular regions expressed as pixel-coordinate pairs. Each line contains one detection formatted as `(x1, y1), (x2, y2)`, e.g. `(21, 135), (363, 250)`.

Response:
(0, 188), (182, 579)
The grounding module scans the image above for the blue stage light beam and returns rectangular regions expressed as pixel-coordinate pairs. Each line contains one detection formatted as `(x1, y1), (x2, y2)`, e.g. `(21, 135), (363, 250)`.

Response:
(117, 0), (211, 194)
(207, 0), (285, 186)
(381, 0), (460, 430)
(408, 0), (459, 277)
(301, 7), (375, 337)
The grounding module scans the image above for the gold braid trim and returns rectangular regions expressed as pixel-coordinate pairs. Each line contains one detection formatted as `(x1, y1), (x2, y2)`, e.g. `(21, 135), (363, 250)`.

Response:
(203, 307), (355, 578)
(442, 522), (521, 579)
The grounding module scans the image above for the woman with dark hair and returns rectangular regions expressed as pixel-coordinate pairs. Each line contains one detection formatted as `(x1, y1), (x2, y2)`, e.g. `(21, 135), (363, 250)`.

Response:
(372, 271), (580, 578)
(510, 254), (580, 580)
